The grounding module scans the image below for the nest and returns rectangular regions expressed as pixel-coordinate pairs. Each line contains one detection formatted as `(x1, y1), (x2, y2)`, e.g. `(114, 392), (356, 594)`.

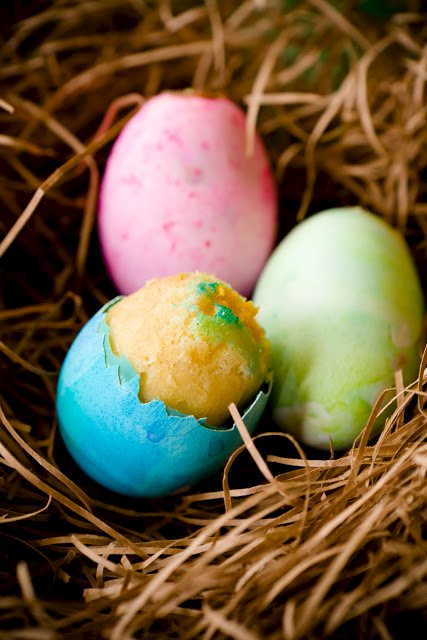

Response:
(0, 1), (426, 638)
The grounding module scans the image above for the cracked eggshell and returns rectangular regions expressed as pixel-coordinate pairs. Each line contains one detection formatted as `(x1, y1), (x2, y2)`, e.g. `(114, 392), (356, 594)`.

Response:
(56, 301), (271, 498)
(97, 91), (277, 296)
(254, 207), (424, 450)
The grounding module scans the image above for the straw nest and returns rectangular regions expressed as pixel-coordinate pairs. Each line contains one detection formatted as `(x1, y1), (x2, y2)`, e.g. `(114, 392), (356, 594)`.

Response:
(0, 1), (426, 638)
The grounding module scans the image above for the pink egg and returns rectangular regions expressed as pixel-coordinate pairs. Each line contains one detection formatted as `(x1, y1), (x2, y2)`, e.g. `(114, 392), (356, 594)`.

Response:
(98, 92), (277, 296)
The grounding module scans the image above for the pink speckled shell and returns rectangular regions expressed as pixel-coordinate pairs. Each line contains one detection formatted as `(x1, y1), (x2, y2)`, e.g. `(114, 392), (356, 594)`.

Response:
(98, 92), (277, 296)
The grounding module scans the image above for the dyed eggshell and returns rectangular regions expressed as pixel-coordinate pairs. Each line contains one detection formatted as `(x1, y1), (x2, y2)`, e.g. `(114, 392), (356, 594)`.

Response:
(254, 207), (424, 450)
(56, 301), (270, 497)
(98, 92), (277, 296)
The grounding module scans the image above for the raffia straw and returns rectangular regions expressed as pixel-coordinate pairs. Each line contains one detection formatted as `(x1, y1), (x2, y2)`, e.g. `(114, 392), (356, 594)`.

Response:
(0, 107), (139, 259)
(228, 404), (276, 485)
(1, 2), (426, 639)
(245, 29), (290, 155)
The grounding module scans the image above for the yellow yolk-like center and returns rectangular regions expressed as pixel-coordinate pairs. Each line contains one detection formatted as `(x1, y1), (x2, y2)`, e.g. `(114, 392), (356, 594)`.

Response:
(106, 273), (269, 426)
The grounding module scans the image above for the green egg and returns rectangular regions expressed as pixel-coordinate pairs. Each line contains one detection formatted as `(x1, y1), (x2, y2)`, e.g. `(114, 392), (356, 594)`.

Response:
(253, 207), (424, 450)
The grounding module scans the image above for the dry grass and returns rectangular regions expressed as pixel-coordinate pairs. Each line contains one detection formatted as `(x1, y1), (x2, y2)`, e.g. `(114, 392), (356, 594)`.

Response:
(0, 1), (426, 638)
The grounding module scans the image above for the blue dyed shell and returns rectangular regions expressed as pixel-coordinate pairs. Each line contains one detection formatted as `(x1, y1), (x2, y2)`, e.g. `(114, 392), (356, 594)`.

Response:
(56, 300), (270, 497)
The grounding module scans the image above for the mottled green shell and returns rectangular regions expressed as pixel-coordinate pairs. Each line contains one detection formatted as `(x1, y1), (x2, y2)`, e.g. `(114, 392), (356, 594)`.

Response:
(254, 207), (424, 450)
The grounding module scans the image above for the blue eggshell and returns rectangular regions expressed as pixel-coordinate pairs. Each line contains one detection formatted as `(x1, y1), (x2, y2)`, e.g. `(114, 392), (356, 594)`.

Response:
(56, 300), (271, 497)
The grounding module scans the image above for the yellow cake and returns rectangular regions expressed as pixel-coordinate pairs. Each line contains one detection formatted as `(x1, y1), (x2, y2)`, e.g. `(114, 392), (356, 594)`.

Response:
(106, 272), (270, 425)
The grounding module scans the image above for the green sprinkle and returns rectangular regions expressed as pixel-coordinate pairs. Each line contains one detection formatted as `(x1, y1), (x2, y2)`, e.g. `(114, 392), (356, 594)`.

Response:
(214, 304), (242, 326)
(190, 278), (263, 375)
(194, 310), (261, 375)
(196, 281), (219, 296)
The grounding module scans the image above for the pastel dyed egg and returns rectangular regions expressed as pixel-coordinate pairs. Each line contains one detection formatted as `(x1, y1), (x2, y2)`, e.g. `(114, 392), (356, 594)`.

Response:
(56, 273), (271, 497)
(98, 92), (277, 296)
(254, 207), (424, 450)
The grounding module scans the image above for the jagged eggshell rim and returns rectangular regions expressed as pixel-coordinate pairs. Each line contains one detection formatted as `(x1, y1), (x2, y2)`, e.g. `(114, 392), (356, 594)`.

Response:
(56, 298), (271, 497)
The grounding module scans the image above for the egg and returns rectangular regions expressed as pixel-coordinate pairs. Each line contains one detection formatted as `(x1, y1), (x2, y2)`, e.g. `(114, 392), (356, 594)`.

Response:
(56, 273), (271, 497)
(98, 91), (277, 296)
(253, 207), (424, 450)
